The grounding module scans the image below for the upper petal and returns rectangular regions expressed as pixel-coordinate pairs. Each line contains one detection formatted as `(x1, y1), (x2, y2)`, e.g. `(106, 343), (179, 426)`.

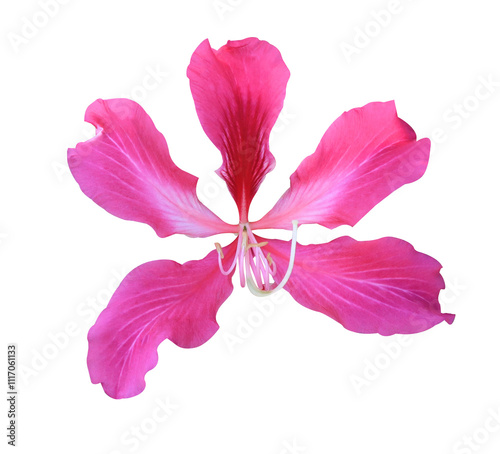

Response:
(253, 101), (430, 230)
(87, 241), (237, 399)
(187, 38), (290, 221)
(259, 235), (454, 335)
(68, 98), (237, 238)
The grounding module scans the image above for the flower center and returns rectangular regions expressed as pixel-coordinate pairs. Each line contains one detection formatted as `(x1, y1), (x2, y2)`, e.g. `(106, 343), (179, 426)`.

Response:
(215, 221), (298, 296)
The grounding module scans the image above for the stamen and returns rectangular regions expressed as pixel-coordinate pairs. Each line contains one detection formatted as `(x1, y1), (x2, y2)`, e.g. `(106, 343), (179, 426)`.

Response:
(215, 221), (298, 295)
(246, 220), (299, 297)
(247, 248), (264, 289)
(238, 229), (247, 287)
(216, 226), (243, 276)
(266, 253), (277, 275)
(245, 241), (268, 252)
(245, 229), (272, 290)
(259, 250), (271, 290)
(214, 242), (224, 259)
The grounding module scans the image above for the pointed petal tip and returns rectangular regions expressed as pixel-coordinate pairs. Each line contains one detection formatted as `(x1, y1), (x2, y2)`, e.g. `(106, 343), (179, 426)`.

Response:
(226, 37), (259, 48)
(83, 97), (108, 127)
(443, 312), (456, 325)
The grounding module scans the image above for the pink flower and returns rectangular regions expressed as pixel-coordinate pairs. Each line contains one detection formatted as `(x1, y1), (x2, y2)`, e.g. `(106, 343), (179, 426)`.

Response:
(68, 37), (454, 399)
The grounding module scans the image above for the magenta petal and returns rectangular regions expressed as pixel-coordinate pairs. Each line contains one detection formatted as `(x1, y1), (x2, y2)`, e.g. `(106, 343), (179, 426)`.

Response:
(253, 101), (430, 230)
(260, 235), (454, 335)
(187, 38), (290, 221)
(68, 98), (236, 238)
(87, 241), (237, 399)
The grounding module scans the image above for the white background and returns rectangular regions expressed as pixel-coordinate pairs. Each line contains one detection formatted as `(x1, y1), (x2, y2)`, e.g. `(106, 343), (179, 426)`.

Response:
(1, 1), (499, 453)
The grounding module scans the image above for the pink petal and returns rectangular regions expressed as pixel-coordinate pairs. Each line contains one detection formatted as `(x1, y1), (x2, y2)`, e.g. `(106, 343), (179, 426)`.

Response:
(68, 98), (236, 238)
(187, 38), (290, 221)
(253, 101), (430, 230)
(259, 235), (454, 335)
(87, 241), (237, 399)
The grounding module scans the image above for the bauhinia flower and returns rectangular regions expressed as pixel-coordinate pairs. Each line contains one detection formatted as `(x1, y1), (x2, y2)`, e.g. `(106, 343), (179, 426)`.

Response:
(68, 37), (454, 399)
